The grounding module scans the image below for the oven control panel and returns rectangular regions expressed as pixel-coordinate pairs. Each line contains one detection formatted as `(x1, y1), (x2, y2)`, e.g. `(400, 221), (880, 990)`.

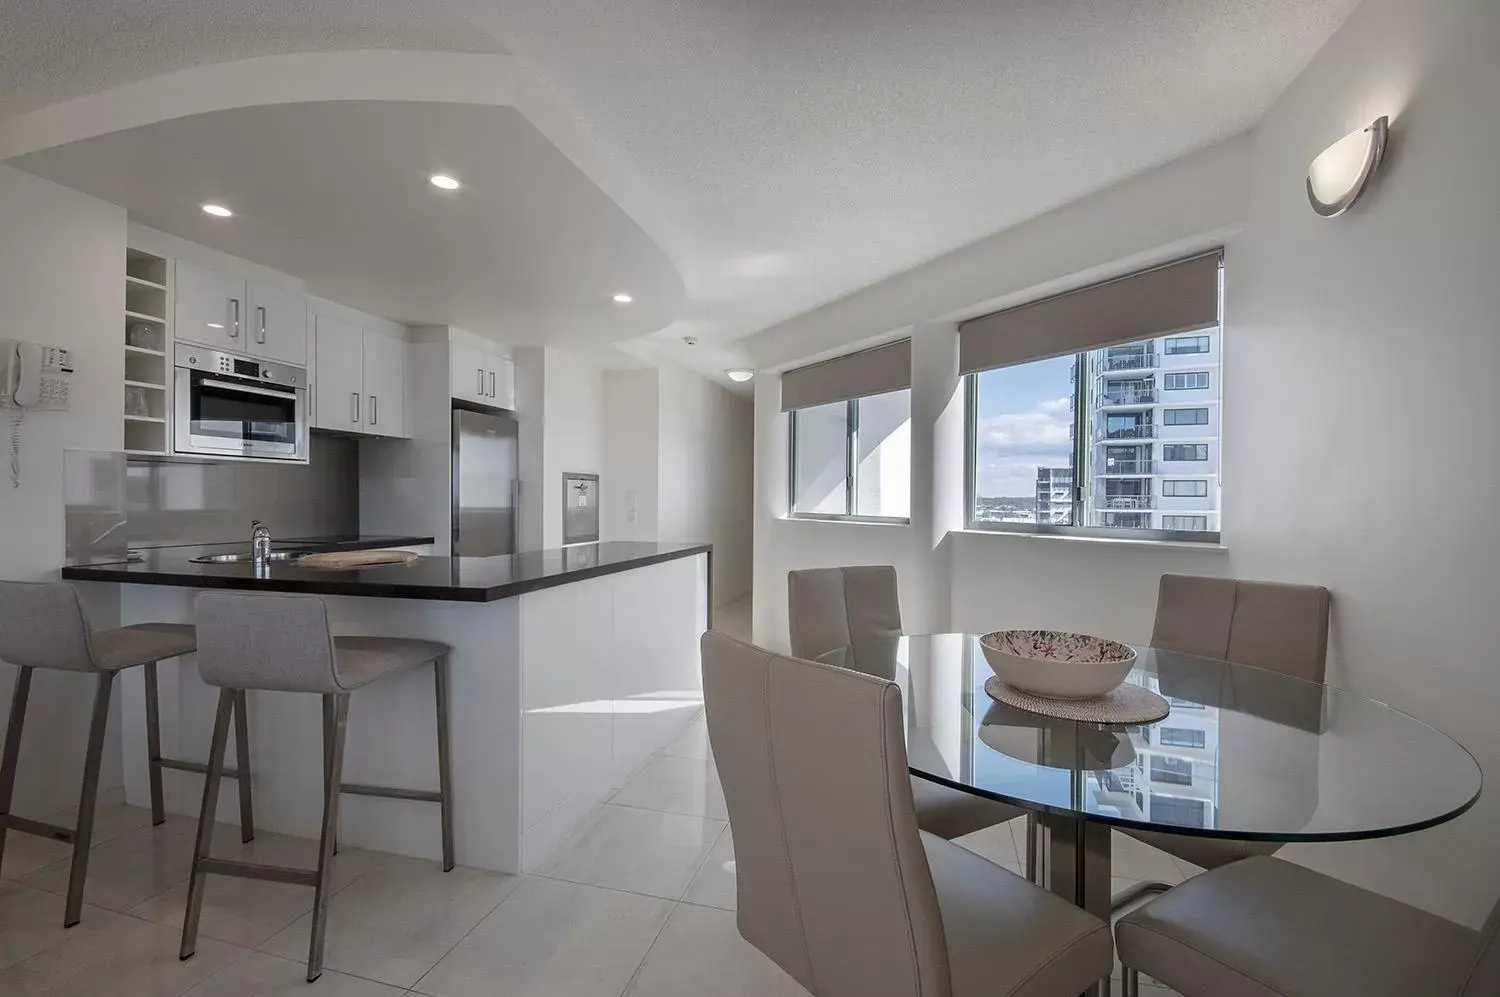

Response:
(174, 344), (304, 387)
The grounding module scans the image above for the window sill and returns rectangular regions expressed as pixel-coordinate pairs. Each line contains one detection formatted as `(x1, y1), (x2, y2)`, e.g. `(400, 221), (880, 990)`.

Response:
(782, 515), (911, 528)
(957, 529), (1228, 553)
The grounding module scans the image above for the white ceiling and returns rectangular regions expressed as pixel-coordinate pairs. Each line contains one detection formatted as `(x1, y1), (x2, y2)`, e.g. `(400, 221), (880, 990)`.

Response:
(0, 0), (1362, 380)
(10, 101), (684, 345)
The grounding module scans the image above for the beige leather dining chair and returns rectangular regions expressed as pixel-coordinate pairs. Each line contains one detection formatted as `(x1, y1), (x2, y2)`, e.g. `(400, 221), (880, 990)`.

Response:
(788, 566), (1032, 854)
(702, 630), (1113, 997)
(1122, 573), (1331, 874)
(1117, 856), (1498, 997)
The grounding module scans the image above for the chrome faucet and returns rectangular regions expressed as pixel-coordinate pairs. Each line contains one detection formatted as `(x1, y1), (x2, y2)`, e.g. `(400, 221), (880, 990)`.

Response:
(250, 520), (272, 566)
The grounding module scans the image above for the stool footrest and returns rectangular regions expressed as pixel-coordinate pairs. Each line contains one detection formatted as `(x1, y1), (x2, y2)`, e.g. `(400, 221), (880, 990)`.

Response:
(198, 856), (319, 887)
(1, 814), (76, 842)
(340, 781), (443, 803)
(158, 756), (244, 779)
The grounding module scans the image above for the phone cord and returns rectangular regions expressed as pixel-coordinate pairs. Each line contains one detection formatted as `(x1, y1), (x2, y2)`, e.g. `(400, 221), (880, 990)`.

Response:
(8, 406), (23, 488)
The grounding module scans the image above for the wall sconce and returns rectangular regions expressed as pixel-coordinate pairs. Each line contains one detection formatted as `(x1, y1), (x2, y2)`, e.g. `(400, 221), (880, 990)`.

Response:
(1307, 116), (1388, 217)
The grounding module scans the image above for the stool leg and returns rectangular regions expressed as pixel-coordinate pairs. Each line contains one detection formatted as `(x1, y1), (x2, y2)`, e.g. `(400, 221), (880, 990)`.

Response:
(180, 689), (235, 961)
(321, 695), (338, 856)
(434, 654), (455, 872)
(143, 661), (165, 826)
(0, 666), (34, 870)
(232, 691), (255, 843)
(308, 693), (349, 983)
(64, 671), (116, 928)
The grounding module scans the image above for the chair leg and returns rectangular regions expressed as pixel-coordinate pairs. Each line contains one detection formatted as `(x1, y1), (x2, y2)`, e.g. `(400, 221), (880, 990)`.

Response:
(1122, 967), (1140, 997)
(322, 694), (338, 856)
(179, 689), (235, 961)
(143, 661), (165, 826)
(308, 694), (349, 983)
(1025, 813), (1039, 884)
(0, 666), (34, 870)
(64, 671), (116, 928)
(434, 654), (455, 872)
(232, 691), (255, 843)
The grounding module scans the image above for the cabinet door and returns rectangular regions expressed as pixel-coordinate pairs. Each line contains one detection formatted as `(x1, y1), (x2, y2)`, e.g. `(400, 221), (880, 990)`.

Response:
(450, 343), (487, 403)
(312, 316), (364, 432)
(174, 261), (246, 353)
(362, 331), (408, 438)
(246, 283), (307, 366)
(486, 355), (516, 410)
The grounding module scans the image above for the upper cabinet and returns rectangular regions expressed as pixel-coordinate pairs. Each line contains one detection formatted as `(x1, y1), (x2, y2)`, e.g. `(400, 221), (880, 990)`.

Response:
(312, 314), (410, 439)
(175, 261), (306, 366)
(451, 342), (515, 410)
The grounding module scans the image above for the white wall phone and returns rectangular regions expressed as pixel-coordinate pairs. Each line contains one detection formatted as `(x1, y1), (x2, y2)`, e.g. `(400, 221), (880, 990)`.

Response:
(1, 338), (74, 486)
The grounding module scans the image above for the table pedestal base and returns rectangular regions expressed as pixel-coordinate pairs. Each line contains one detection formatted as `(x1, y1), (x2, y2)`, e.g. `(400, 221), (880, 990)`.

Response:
(1041, 814), (1113, 997)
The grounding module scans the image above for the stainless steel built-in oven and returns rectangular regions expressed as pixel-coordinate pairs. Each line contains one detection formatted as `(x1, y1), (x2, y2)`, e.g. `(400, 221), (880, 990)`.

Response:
(173, 344), (309, 462)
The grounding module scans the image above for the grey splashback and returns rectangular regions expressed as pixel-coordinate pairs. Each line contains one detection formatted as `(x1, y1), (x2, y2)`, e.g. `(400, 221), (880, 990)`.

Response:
(124, 435), (359, 547)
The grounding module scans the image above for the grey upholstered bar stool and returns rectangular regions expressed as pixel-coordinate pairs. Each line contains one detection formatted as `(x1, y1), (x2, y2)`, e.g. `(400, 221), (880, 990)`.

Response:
(0, 580), (252, 928)
(179, 591), (454, 983)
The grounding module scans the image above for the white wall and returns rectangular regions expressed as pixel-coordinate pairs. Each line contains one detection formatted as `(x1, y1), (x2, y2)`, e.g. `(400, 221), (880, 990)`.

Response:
(751, 0), (1500, 925)
(540, 347), (604, 549)
(0, 163), (128, 812)
(601, 369), (659, 542)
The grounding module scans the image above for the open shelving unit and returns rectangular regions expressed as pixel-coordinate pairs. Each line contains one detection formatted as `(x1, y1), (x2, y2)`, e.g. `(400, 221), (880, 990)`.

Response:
(123, 248), (171, 455)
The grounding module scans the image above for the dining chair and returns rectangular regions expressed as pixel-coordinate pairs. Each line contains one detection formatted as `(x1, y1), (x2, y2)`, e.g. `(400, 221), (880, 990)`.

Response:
(1119, 573), (1330, 897)
(1116, 855), (1497, 997)
(701, 630), (1113, 997)
(787, 566), (1036, 866)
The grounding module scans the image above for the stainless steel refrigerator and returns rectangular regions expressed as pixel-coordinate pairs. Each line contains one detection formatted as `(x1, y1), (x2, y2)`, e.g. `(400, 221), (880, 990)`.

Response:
(452, 405), (520, 557)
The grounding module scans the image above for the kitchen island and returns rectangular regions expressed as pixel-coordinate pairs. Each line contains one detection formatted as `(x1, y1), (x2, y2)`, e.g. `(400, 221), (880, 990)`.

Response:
(62, 541), (710, 872)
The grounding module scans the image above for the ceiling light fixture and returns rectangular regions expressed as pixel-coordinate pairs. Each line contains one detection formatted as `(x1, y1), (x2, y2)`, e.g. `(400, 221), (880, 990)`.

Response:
(1307, 116), (1388, 217)
(725, 368), (755, 383)
(428, 174), (462, 191)
(613, 293), (634, 304)
(201, 203), (233, 217)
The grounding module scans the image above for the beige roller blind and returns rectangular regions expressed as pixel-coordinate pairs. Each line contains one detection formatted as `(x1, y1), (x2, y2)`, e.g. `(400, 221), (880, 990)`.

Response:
(780, 338), (912, 412)
(958, 252), (1222, 375)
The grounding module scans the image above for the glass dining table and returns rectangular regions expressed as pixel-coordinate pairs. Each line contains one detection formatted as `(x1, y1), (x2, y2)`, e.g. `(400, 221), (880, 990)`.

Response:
(817, 634), (1481, 925)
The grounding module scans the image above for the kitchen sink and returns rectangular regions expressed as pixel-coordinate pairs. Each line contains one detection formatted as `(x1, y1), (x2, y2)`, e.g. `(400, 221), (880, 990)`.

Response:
(190, 551), (305, 564)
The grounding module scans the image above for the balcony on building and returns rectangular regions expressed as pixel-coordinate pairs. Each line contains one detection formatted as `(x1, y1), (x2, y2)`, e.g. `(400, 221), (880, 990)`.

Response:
(1098, 347), (1160, 373)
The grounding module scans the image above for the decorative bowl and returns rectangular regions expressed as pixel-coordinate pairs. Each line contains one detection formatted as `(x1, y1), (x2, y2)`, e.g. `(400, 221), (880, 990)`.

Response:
(977, 630), (1136, 701)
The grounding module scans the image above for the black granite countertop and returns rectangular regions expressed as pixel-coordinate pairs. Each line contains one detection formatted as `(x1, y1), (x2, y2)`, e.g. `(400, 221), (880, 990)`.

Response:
(130, 534), (436, 554)
(61, 541), (712, 603)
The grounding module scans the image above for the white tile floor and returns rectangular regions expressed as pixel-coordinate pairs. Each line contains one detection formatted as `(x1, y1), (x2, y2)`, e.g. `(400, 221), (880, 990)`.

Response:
(0, 710), (1186, 996)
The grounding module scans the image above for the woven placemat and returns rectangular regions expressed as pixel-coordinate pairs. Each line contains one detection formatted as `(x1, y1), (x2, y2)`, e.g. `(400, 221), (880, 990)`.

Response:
(984, 676), (1170, 725)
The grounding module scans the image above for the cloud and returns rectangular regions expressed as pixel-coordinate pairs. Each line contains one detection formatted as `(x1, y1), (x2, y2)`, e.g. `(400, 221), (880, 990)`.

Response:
(975, 396), (1073, 496)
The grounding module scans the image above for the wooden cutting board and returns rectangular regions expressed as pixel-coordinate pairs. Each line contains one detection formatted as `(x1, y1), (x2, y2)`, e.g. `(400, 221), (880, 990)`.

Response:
(297, 549), (420, 570)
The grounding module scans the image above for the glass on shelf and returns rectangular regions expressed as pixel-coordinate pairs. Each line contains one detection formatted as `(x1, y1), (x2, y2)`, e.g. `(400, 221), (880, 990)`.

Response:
(126, 322), (165, 352)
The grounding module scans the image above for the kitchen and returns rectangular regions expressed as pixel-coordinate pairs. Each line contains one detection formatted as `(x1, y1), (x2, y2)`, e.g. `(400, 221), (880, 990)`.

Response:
(0, 98), (751, 897)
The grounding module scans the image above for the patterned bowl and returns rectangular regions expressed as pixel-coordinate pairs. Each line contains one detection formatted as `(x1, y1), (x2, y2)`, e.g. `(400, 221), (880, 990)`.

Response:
(977, 630), (1136, 701)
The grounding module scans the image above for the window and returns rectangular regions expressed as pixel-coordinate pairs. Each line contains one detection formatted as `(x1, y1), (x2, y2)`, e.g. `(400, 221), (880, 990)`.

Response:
(790, 390), (911, 520)
(1150, 755), (1194, 786)
(1163, 372), (1209, 390)
(1165, 335), (1210, 355)
(1162, 479), (1208, 498)
(969, 355), (1076, 527)
(1162, 444), (1208, 461)
(1159, 727), (1207, 749)
(1163, 407), (1209, 426)
(1162, 515), (1209, 531)
(1150, 795), (1207, 828)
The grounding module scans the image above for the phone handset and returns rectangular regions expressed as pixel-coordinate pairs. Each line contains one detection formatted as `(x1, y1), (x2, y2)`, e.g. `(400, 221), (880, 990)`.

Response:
(12, 341), (42, 408)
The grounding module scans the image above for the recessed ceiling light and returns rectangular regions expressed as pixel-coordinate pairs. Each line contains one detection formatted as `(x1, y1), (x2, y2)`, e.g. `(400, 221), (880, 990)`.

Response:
(429, 174), (462, 191)
(725, 368), (755, 383)
(201, 203), (233, 217)
(612, 292), (634, 304)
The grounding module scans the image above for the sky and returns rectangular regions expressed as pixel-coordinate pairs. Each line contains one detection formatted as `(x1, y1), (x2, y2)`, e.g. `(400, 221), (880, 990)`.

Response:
(974, 355), (1074, 498)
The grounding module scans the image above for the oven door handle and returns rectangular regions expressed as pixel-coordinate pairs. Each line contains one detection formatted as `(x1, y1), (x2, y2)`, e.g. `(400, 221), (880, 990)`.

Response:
(199, 378), (300, 401)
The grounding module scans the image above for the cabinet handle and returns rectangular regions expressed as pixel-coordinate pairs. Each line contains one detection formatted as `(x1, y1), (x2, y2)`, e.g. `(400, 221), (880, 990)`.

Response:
(478, 369), (486, 396)
(256, 305), (267, 344)
(351, 392), (360, 424)
(370, 395), (378, 426)
(489, 371), (497, 398)
(229, 298), (240, 339)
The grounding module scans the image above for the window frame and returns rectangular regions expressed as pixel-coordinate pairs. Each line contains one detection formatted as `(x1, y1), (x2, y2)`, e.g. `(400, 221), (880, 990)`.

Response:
(1162, 479), (1210, 498)
(1158, 727), (1208, 749)
(788, 394), (912, 525)
(1162, 443), (1209, 462)
(1162, 515), (1210, 531)
(963, 341), (1222, 545)
(1163, 371), (1210, 390)
(1164, 335), (1210, 355)
(1163, 407), (1210, 426)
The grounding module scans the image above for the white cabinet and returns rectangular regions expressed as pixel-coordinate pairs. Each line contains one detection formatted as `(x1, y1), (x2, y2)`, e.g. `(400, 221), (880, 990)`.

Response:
(362, 331), (406, 437)
(451, 343), (515, 409)
(312, 315), (409, 438)
(175, 261), (307, 365)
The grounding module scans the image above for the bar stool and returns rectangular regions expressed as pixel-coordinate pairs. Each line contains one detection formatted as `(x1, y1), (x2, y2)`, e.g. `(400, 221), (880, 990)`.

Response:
(0, 580), (253, 927)
(180, 591), (454, 983)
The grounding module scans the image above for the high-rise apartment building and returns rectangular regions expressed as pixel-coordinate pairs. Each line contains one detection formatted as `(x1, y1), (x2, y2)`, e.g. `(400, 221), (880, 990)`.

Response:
(1085, 332), (1221, 532)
